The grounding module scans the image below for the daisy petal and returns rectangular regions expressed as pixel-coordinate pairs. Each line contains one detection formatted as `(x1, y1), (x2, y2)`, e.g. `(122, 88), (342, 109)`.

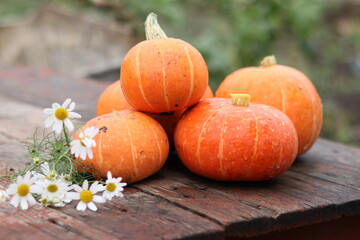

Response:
(68, 102), (75, 111)
(72, 185), (83, 193)
(52, 103), (61, 109)
(30, 185), (43, 195)
(87, 148), (93, 159)
(44, 116), (56, 128)
(43, 108), (54, 115)
(20, 198), (28, 210)
(107, 171), (112, 180)
(93, 195), (106, 203)
(62, 99), (71, 109)
(82, 180), (89, 190)
(68, 112), (81, 119)
(66, 192), (80, 200)
(80, 149), (87, 161)
(6, 186), (17, 195)
(76, 201), (86, 211)
(87, 202), (97, 211)
(26, 194), (36, 205)
(64, 118), (74, 132)
(53, 120), (63, 134)
(10, 195), (20, 207)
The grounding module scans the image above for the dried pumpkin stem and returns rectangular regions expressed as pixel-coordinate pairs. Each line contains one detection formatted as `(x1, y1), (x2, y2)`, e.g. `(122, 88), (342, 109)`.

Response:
(145, 13), (168, 40)
(230, 93), (250, 107)
(260, 55), (277, 67)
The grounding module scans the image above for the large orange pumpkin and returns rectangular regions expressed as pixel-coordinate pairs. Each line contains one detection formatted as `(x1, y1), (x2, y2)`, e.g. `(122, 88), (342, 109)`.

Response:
(216, 56), (322, 156)
(121, 13), (208, 113)
(96, 80), (132, 116)
(174, 94), (298, 181)
(74, 110), (169, 183)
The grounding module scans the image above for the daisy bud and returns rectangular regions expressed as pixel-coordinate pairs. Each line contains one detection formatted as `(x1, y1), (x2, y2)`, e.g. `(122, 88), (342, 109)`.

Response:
(32, 156), (40, 165)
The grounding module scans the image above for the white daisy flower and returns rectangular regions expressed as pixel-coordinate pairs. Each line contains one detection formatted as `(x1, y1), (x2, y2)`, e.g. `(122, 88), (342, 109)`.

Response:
(43, 98), (81, 134)
(33, 178), (71, 201)
(36, 162), (57, 181)
(70, 127), (99, 160)
(67, 180), (106, 212)
(6, 172), (38, 210)
(0, 190), (9, 202)
(40, 196), (66, 207)
(103, 171), (127, 200)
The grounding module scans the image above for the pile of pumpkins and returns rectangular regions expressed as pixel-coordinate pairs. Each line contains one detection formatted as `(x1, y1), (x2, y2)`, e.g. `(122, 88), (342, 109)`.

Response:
(74, 13), (322, 184)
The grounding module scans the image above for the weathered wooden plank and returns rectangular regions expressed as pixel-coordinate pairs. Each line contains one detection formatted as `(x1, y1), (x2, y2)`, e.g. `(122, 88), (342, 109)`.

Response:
(0, 66), (108, 120)
(0, 214), (57, 240)
(292, 139), (360, 189)
(60, 188), (224, 240)
(133, 155), (360, 238)
(237, 214), (360, 240)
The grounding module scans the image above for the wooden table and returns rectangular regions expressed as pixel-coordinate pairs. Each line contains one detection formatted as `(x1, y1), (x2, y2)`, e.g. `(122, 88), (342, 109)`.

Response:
(0, 66), (359, 240)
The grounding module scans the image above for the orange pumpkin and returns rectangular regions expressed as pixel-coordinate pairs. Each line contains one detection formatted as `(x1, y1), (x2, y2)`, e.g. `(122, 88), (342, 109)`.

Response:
(74, 110), (169, 183)
(174, 94), (298, 181)
(216, 56), (322, 156)
(121, 13), (208, 113)
(96, 80), (132, 116)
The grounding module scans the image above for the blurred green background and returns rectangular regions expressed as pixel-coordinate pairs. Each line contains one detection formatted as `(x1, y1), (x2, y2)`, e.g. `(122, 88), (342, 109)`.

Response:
(1, 0), (359, 146)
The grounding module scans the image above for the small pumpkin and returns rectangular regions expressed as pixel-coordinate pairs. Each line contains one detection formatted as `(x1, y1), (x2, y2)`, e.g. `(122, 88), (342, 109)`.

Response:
(96, 80), (132, 116)
(216, 56), (322, 156)
(174, 94), (298, 181)
(74, 110), (169, 184)
(121, 13), (208, 113)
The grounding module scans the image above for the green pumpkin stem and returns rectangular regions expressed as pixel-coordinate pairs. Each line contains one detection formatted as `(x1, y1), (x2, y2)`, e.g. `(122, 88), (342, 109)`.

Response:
(145, 13), (168, 40)
(230, 93), (250, 107)
(260, 55), (277, 67)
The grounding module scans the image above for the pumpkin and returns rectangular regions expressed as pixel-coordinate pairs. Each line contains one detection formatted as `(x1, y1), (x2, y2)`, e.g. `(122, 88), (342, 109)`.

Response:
(216, 56), (322, 156)
(174, 94), (298, 181)
(121, 13), (208, 113)
(74, 110), (169, 183)
(96, 80), (132, 116)
(149, 85), (214, 145)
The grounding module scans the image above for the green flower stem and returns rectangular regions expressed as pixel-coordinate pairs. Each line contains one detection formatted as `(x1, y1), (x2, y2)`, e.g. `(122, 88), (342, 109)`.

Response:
(62, 122), (70, 146)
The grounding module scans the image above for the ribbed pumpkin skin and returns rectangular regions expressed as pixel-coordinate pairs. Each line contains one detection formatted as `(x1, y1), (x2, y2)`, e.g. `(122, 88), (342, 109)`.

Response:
(216, 65), (322, 156)
(121, 38), (209, 113)
(174, 98), (298, 181)
(74, 110), (169, 184)
(96, 80), (132, 116)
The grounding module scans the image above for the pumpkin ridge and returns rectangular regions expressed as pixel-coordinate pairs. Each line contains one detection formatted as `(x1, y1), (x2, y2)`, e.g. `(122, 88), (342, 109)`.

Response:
(276, 66), (287, 113)
(246, 111), (259, 178)
(144, 118), (162, 169)
(97, 129), (104, 171)
(183, 44), (195, 109)
(135, 43), (156, 111)
(196, 107), (224, 175)
(159, 49), (170, 111)
(290, 69), (317, 152)
(122, 114), (139, 178)
(217, 106), (228, 178)
(273, 112), (284, 173)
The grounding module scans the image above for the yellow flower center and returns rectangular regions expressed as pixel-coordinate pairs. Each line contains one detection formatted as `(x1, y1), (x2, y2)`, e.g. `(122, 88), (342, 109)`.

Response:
(55, 108), (68, 120)
(47, 184), (58, 193)
(80, 139), (86, 147)
(17, 184), (29, 197)
(106, 183), (116, 192)
(80, 190), (93, 203)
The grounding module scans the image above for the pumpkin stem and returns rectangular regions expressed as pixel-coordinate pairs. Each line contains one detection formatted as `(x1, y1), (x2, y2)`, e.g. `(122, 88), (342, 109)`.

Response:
(230, 93), (250, 107)
(145, 13), (168, 40)
(260, 55), (277, 67)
